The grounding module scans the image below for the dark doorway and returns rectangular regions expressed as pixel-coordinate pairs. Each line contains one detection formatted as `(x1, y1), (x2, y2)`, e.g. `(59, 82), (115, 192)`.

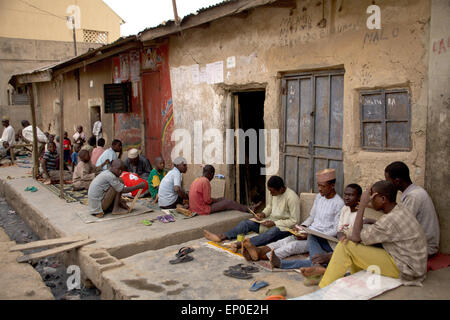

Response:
(235, 91), (266, 210)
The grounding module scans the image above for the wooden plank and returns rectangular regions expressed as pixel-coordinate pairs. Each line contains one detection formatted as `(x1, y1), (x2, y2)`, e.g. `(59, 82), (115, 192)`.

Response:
(10, 235), (88, 252)
(58, 76), (64, 198)
(234, 95), (240, 203)
(28, 83), (39, 179)
(17, 239), (95, 263)
(128, 189), (143, 213)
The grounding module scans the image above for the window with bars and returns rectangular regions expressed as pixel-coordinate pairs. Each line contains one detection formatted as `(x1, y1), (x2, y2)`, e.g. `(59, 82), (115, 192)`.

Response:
(360, 89), (411, 151)
(83, 29), (108, 44)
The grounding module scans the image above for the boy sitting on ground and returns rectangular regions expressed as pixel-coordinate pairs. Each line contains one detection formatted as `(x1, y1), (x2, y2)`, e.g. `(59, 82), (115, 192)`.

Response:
(88, 159), (146, 218)
(188, 165), (252, 216)
(203, 175), (299, 252)
(72, 149), (109, 191)
(317, 180), (428, 288)
(147, 157), (167, 203)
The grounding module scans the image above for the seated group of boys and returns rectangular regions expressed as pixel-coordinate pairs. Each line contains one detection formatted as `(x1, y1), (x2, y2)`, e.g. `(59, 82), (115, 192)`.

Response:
(77, 147), (438, 290)
(202, 162), (439, 289)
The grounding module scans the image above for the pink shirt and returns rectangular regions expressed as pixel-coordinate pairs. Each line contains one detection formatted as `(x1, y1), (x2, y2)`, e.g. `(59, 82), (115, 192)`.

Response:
(91, 147), (105, 166)
(189, 177), (212, 215)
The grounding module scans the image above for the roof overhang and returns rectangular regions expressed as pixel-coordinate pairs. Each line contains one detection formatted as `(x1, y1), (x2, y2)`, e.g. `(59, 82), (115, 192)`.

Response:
(139, 0), (282, 42)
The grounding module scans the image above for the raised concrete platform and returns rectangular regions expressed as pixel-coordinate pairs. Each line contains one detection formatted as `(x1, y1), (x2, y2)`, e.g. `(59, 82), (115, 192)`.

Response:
(0, 165), (251, 298)
(1, 164), (449, 300)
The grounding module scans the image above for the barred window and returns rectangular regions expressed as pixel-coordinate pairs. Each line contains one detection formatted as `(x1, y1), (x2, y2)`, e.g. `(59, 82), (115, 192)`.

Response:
(83, 29), (108, 44)
(360, 89), (411, 151)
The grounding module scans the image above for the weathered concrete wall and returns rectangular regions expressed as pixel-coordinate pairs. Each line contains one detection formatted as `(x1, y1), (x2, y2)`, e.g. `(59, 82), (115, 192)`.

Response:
(426, 0), (450, 254)
(168, 0), (430, 193)
(0, 36), (101, 106)
(0, 105), (31, 135)
(36, 58), (115, 145)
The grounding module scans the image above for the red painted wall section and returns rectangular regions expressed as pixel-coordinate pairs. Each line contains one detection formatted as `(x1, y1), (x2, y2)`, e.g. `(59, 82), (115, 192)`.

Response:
(142, 43), (174, 166)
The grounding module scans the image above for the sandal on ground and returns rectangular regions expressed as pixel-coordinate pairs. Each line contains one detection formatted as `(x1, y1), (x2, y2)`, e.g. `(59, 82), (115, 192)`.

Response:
(223, 269), (253, 280)
(169, 254), (194, 264)
(249, 281), (269, 292)
(175, 247), (195, 258)
(229, 263), (260, 273)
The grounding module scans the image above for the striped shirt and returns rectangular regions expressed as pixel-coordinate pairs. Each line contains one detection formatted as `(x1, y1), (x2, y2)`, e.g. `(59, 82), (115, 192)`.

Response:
(301, 193), (345, 236)
(360, 203), (428, 283)
(43, 151), (58, 171)
(401, 184), (440, 256)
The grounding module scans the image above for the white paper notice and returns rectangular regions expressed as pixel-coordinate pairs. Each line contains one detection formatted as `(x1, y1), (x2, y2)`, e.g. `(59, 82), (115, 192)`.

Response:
(226, 56), (236, 69)
(206, 61), (224, 84)
(199, 67), (207, 83)
(190, 64), (200, 84)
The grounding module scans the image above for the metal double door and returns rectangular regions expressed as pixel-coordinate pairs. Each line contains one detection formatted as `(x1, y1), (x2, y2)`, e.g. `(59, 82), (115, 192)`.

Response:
(281, 70), (344, 195)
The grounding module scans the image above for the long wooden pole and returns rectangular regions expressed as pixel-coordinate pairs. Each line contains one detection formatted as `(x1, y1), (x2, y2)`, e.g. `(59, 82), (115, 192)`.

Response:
(172, 0), (181, 25)
(58, 76), (64, 198)
(28, 84), (39, 179)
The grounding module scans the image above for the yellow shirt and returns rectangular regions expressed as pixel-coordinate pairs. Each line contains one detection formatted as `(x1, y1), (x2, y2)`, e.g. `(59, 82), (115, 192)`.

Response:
(261, 187), (300, 232)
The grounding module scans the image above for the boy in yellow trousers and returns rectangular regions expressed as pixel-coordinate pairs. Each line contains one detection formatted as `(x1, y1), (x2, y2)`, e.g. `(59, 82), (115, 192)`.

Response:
(319, 180), (428, 288)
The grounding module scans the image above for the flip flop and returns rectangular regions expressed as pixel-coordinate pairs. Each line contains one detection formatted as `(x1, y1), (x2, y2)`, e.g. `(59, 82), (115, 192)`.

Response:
(157, 215), (169, 223)
(249, 281), (269, 292)
(223, 269), (253, 280)
(175, 247), (195, 258)
(165, 214), (175, 222)
(29, 186), (38, 192)
(265, 286), (287, 297)
(141, 219), (152, 226)
(169, 254), (194, 264)
(229, 263), (260, 273)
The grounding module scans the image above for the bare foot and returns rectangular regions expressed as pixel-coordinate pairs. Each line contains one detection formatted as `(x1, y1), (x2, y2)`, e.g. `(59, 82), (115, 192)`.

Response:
(241, 243), (252, 261)
(230, 241), (242, 253)
(243, 238), (259, 261)
(111, 208), (129, 215)
(269, 249), (281, 269)
(203, 229), (223, 242)
(119, 200), (129, 210)
(300, 266), (327, 277)
(95, 212), (104, 218)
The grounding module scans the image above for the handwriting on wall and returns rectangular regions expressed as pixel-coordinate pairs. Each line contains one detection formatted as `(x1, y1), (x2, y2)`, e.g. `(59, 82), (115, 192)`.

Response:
(432, 37), (450, 55)
(362, 27), (400, 48)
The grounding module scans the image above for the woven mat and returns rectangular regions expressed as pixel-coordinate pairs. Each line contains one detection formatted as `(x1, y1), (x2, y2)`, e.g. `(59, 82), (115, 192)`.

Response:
(75, 203), (153, 224)
(39, 182), (87, 204)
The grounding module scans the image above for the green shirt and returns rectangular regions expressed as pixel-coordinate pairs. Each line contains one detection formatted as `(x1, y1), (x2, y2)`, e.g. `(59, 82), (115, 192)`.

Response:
(147, 168), (167, 198)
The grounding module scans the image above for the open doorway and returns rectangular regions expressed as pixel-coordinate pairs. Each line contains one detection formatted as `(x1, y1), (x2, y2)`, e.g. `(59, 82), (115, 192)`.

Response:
(90, 106), (101, 135)
(235, 91), (266, 211)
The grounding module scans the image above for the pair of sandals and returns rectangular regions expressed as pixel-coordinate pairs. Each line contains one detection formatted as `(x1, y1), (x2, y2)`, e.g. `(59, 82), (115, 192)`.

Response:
(223, 263), (260, 279)
(24, 186), (38, 192)
(157, 214), (175, 223)
(169, 247), (195, 264)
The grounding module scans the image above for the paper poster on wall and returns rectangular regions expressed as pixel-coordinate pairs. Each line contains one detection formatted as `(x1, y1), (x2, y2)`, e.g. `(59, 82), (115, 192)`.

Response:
(119, 53), (130, 81)
(226, 56), (236, 69)
(190, 64), (200, 84)
(112, 56), (121, 84)
(199, 66), (207, 83)
(206, 61), (224, 84)
(129, 50), (140, 82)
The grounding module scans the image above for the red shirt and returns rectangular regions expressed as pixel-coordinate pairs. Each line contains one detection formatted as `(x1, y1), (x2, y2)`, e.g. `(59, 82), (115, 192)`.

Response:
(63, 138), (71, 151)
(189, 177), (212, 215)
(120, 171), (148, 197)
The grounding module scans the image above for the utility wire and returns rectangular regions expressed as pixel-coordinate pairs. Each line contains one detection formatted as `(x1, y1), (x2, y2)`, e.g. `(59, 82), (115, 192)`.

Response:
(16, 0), (67, 20)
